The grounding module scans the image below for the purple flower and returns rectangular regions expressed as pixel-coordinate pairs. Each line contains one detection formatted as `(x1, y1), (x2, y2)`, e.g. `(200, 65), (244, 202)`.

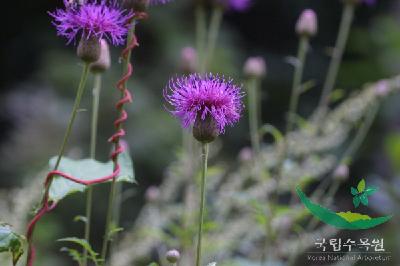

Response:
(218, 0), (251, 11)
(49, 0), (133, 45)
(164, 73), (244, 133)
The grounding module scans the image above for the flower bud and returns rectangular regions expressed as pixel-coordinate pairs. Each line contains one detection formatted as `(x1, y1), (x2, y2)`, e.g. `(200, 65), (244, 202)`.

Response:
(166, 249), (180, 264)
(90, 39), (111, 73)
(122, 0), (150, 12)
(77, 36), (101, 63)
(296, 9), (318, 37)
(180, 47), (198, 74)
(333, 164), (349, 181)
(374, 80), (390, 97)
(145, 186), (160, 203)
(238, 147), (253, 163)
(243, 56), (267, 78)
(193, 115), (219, 143)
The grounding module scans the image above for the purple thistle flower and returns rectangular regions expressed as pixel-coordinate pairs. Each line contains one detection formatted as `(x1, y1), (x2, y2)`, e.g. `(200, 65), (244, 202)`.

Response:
(49, 0), (133, 45)
(164, 73), (244, 134)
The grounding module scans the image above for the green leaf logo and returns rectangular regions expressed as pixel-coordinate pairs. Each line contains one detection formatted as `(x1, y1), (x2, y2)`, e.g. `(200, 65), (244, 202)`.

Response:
(357, 179), (366, 193)
(351, 179), (377, 208)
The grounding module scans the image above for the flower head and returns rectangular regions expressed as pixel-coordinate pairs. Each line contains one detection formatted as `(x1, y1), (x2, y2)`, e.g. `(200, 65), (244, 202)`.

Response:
(49, 0), (133, 45)
(217, 0), (251, 12)
(164, 73), (244, 134)
(296, 9), (318, 37)
(243, 56), (267, 78)
(165, 249), (181, 264)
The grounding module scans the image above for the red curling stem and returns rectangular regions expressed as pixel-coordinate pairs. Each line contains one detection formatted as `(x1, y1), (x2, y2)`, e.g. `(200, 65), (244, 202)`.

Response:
(25, 30), (140, 266)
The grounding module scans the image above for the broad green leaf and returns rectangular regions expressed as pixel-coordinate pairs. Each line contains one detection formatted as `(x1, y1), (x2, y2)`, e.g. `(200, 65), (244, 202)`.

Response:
(49, 151), (135, 202)
(357, 179), (366, 193)
(360, 194), (369, 206)
(353, 196), (361, 208)
(0, 223), (25, 266)
(365, 186), (378, 196)
(350, 187), (359, 196)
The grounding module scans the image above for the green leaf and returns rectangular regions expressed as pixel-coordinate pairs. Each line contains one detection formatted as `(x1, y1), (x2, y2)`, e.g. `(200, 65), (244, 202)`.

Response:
(107, 224), (124, 240)
(330, 89), (346, 103)
(49, 151), (135, 202)
(73, 215), (88, 224)
(351, 187), (359, 196)
(357, 179), (366, 193)
(360, 194), (369, 206)
(60, 247), (83, 265)
(58, 237), (99, 263)
(0, 223), (26, 266)
(353, 196), (361, 208)
(147, 263), (159, 266)
(365, 186), (378, 196)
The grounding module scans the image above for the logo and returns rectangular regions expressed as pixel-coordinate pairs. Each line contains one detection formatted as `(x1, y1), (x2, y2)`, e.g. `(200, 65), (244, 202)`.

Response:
(296, 179), (392, 230)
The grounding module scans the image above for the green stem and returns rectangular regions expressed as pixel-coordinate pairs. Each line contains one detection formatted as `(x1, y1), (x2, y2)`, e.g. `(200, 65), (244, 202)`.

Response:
(196, 4), (207, 73)
(83, 73), (102, 266)
(340, 103), (379, 164)
(286, 36), (309, 134)
(100, 20), (136, 265)
(317, 3), (355, 115)
(275, 36), (309, 186)
(42, 63), (90, 199)
(201, 7), (223, 73)
(247, 78), (261, 155)
(195, 143), (209, 266)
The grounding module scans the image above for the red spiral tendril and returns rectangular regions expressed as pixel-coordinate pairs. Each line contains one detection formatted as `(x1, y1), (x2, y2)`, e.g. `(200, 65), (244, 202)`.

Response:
(25, 13), (144, 266)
